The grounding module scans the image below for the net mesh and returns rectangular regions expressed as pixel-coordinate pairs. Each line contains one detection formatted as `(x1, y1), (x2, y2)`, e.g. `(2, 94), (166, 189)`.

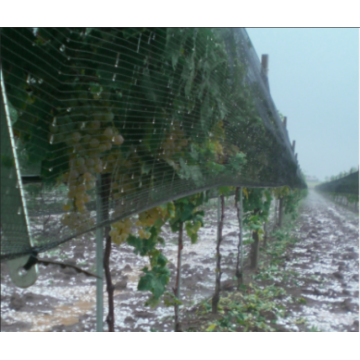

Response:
(315, 171), (359, 195)
(0, 28), (305, 261)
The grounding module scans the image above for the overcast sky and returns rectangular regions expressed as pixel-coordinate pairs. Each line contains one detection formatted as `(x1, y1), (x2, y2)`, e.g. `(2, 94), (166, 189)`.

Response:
(246, 28), (359, 181)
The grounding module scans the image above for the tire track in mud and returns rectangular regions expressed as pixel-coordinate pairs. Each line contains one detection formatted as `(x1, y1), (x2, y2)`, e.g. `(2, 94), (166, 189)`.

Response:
(277, 190), (359, 332)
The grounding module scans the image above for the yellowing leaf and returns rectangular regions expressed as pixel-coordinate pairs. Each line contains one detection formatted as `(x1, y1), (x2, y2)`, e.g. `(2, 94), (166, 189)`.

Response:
(206, 324), (217, 332)
(243, 187), (249, 200)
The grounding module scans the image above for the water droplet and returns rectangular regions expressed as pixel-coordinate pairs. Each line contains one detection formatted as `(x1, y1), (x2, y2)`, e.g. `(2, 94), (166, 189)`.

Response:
(137, 34), (142, 53)
(38, 78), (43, 84)
(15, 181), (19, 189)
(17, 207), (22, 215)
(191, 124), (194, 128)
(18, 268), (27, 276)
(112, 74), (116, 82)
(81, 122), (86, 129)
(60, 44), (65, 52)
(139, 139), (142, 143)
(134, 148), (137, 153)
(9, 172), (13, 179)
(152, 118), (155, 124)
(114, 53), (120, 68)
(58, 70), (62, 75)
(134, 79), (137, 85)
(52, 117), (57, 126)
(139, 181), (142, 188)
(131, 174), (134, 179)
(66, 38), (70, 42)
(67, 107), (71, 112)
(49, 135), (54, 144)
(153, 129), (156, 134)
(67, 56), (71, 61)
(49, 167), (53, 172)
(121, 188), (124, 193)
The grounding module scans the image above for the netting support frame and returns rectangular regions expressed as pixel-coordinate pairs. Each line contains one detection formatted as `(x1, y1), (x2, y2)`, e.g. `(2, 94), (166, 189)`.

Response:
(1, 64), (38, 287)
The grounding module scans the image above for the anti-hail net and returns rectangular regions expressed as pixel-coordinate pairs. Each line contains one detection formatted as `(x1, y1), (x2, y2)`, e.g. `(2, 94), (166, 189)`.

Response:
(315, 171), (359, 195)
(0, 28), (305, 261)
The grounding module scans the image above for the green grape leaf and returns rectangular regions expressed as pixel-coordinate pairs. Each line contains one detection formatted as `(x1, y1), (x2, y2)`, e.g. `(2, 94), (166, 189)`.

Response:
(1, 155), (15, 169)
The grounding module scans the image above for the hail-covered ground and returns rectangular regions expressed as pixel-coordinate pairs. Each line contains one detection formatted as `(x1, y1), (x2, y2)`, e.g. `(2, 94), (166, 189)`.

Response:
(1, 190), (358, 332)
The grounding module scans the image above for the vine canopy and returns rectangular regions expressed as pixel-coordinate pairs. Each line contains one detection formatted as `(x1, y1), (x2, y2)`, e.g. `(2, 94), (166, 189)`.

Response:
(0, 28), (305, 261)
(315, 171), (359, 195)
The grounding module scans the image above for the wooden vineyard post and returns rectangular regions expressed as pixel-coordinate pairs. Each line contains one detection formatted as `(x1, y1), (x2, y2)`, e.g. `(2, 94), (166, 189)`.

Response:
(250, 221), (260, 269)
(261, 54), (269, 76)
(95, 175), (104, 332)
(261, 54), (270, 90)
(235, 187), (244, 286)
(263, 222), (268, 248)
(99, 173), (115, 332)
(174, 222), (184, 332)
(278, 197), (284, 228)
(212, 194), (225, 314)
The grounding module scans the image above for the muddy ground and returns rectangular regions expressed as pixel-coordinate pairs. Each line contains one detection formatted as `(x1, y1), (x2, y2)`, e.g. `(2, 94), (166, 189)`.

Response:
(1, 189), (358, 332)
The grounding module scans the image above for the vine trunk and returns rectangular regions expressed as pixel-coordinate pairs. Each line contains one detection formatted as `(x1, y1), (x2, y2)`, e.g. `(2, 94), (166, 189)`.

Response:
(235, 187), (243, 286)
(101, 173), (115, 332)
(212, 194), (224, 314)
(174, 221), (183, 332)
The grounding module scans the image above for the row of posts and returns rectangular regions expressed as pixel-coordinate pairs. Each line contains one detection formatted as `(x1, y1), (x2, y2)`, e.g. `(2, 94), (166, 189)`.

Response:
(261, 54), (297, 161)
(93, 54), (295, 331)
(94, 184), (285, 331)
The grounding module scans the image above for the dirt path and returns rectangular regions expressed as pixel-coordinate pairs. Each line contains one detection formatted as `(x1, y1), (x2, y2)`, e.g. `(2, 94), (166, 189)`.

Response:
(1, 190), (358, 332)
(274, 190), (359, 331)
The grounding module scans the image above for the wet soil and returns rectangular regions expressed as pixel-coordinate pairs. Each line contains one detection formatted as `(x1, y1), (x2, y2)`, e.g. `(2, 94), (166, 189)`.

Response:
(1, 190), (358, 332)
